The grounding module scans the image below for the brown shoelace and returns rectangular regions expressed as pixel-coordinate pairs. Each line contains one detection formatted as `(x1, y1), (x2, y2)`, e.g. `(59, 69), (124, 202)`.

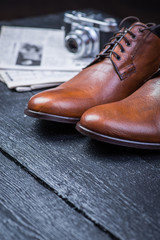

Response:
(97, 16), (156, 61)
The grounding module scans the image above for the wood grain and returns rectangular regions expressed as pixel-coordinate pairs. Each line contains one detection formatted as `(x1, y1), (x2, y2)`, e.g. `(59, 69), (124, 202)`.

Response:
(1, 80), (160, 240)
(0, 14), (160, 240)
(0, 151), (110, 240)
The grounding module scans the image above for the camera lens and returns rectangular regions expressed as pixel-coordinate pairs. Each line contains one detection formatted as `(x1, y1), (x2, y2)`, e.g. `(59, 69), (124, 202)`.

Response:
(66, 38), (78, 53)
(65, 27), (99, 58)
(65, 34), (82, 56)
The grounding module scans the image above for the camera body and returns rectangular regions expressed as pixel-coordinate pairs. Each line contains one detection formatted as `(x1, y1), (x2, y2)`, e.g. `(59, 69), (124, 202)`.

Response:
(64, 11), (118, 58)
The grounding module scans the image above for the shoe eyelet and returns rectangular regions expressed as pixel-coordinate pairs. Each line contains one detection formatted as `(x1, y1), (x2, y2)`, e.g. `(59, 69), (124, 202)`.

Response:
(116, 55), (121, 60)
(138, 28), (143, 33)
(132, 34), (136, 39)
(126, 42), (131, 47)
(120, 48), (125, 53)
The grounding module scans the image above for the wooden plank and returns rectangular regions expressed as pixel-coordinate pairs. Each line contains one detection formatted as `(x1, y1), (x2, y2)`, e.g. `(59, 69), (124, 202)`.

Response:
(0, 150), (110, 240)
(1, 13), (160, 240)
(1, 79), (160, 240)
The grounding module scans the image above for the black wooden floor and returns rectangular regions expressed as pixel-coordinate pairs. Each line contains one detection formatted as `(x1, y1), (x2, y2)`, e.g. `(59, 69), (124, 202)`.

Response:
(0, 13), (160, 240)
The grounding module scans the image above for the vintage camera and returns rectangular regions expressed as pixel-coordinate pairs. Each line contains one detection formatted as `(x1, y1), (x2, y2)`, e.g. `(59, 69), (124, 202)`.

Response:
(64, 11), (118, 58)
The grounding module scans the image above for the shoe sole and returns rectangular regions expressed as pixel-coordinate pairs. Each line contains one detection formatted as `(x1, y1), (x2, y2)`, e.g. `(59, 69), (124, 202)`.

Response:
(24, 108), (80, 124)
(76, 122), (160, 150)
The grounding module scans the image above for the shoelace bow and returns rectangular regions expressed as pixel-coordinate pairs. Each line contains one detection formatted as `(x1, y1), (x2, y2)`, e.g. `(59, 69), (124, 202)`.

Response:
(97, 16), (156, 61)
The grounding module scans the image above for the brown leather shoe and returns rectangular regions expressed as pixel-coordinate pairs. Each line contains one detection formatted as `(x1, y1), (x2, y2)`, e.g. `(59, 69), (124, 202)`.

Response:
(25, 17), (160, 124)
(76, 72), (160, 149)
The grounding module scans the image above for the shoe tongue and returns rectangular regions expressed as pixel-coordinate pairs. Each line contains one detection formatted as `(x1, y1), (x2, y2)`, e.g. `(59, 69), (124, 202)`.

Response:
(128, 21), (159, 38)
(149, 24), (160, 38)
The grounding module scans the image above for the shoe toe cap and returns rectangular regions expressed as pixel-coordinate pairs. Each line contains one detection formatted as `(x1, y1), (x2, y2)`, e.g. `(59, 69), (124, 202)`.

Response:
(27, 90), (57, 113)
(80, 105), (112, 135)
(27, 88), (95, 118)
(80, 101), (160, 143)
(80, 102), (137, 140)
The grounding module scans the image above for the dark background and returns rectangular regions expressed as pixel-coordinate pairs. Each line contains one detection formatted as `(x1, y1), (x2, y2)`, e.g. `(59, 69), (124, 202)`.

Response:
(1, 0), (160, 23)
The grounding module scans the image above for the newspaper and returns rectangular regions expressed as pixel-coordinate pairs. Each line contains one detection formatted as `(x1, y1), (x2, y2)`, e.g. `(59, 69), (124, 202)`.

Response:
(0, 70), (79, 92)
(0, 26), (93, 91)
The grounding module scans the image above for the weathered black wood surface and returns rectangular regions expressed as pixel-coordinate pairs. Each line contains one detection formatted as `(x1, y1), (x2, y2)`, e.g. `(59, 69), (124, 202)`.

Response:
(0, 13), (160, 240)
(0, 151), (110, 240)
